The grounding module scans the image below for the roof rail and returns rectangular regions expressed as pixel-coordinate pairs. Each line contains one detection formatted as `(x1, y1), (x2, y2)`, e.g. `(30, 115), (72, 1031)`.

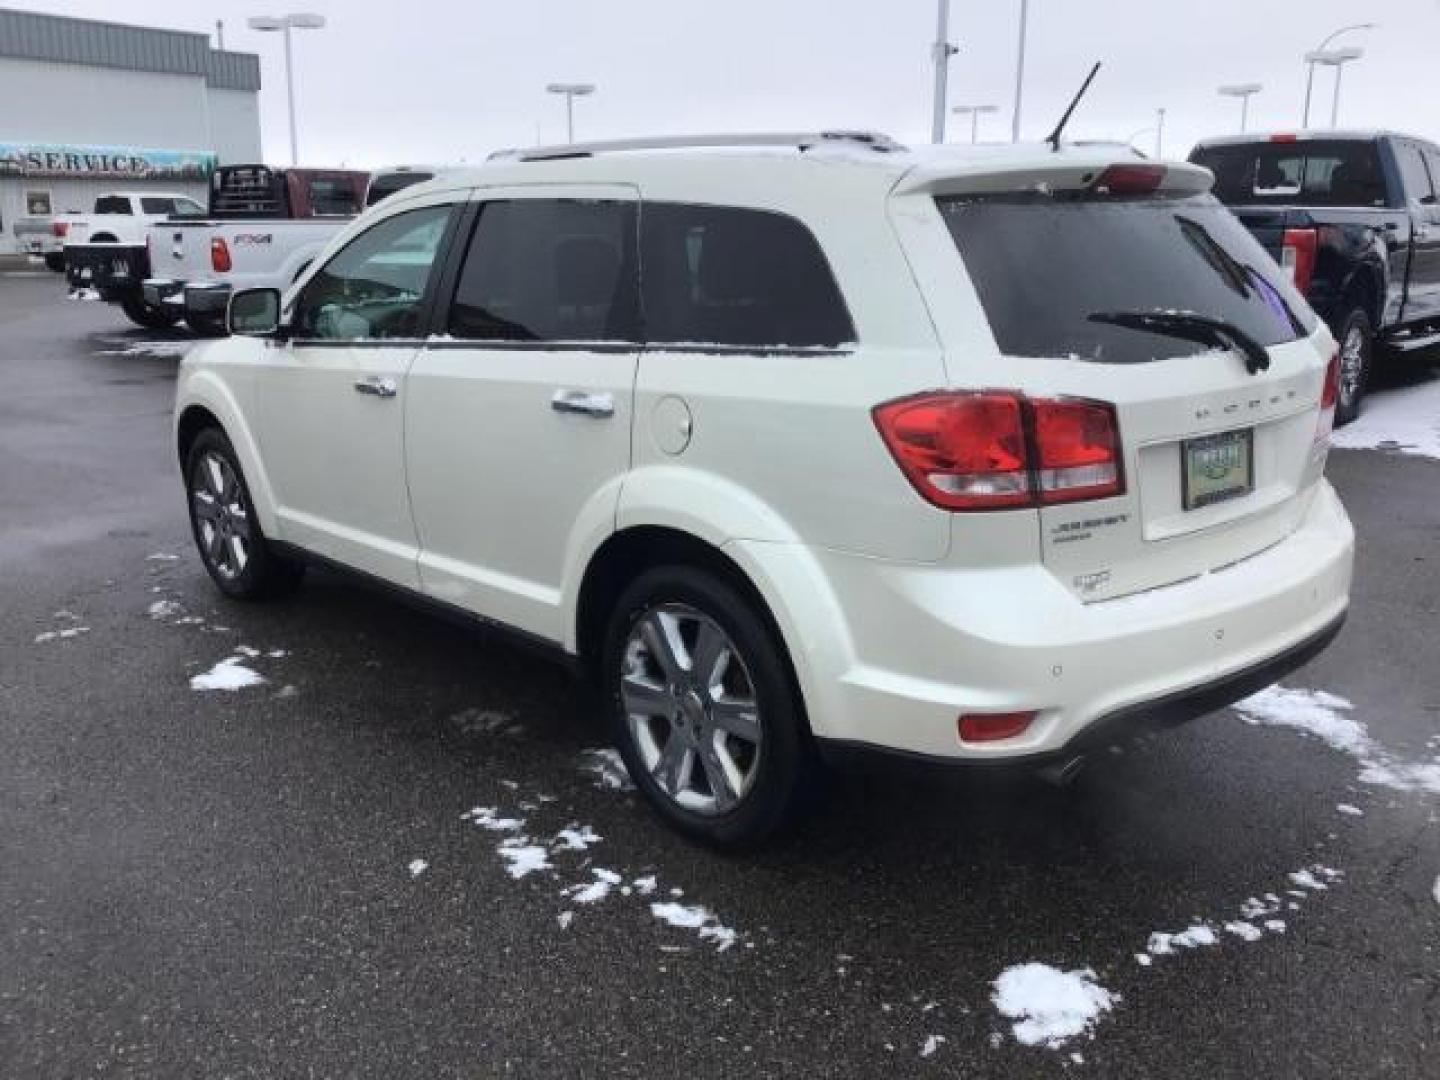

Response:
(489, 130), (907, 163)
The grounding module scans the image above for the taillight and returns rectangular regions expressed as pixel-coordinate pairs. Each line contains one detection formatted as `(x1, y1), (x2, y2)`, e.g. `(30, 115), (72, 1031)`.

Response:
(873, 391), (1124, 512)
(958, 711), (1037, 743)
(210, 237), (232, 273)
(1280, 228), (1317, 293)
(1321, 349), (1340, 411)
(52, 220), (69, 238)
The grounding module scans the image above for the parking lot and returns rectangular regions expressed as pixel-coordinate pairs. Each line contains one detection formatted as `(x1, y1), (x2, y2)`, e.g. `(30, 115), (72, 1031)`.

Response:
(1, 269), (1438, 1076)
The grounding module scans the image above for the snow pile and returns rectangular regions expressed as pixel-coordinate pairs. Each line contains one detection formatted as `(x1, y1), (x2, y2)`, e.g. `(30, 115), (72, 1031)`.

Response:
(1235, 685), (1440, 796)
(650, 901), (739, 952)
(579, 747), (634, 791)
(190, 656), (265, 692)
(1330, 371), (1440, 460)
(991, 964), (1116, 1050)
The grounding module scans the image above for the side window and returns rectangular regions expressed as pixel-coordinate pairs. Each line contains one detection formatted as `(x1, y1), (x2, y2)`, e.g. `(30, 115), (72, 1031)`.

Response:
(94, 196), (133, 215)
(1422, 150), (1440, 207)
(446, 199), (639, 342)
(291, 204), (453, 341)
(639, 203), (855, 348)
(1396, 144), (1435, 206)
(309, 178), (361, 217)
(140, 198), (177, 215)
(176, 198), (206, 217)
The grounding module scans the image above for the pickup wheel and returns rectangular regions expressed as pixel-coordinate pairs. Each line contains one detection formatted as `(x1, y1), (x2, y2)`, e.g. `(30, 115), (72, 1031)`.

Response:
(601, 566), (815, 849)
(1334, 307), (1373, 427)
(120, 296), (180, 331)
(44, 253), (64, 273)
(185, 428), (304, 601)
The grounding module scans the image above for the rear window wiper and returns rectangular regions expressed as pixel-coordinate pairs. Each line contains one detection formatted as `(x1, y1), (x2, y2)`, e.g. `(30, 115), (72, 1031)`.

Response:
(1086, 309), (1271, 374)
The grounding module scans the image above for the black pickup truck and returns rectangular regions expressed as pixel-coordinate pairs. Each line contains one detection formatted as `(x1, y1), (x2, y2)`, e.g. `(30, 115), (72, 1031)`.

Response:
(1189, 131), (1440, 423)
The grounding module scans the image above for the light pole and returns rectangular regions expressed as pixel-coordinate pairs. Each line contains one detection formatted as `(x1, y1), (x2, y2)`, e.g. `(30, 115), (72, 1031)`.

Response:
(1218, 83), (1263, 132)
(1303, 23), (1375, 127)
(1011, 0), (1029, 141)
(247, 13), (326, 166)
(952, 104), (999, 144)
(1155, 108), (1166, 159)
(930, 0), (958, 144)
(546, 83), (596, 144)
(1305, 48), (1364, 128)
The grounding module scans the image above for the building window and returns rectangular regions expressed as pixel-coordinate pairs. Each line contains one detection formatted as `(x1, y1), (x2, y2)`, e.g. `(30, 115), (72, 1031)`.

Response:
(25, 191), (53, 216)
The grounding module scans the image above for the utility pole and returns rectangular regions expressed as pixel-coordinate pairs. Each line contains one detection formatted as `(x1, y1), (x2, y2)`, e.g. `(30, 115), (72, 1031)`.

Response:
(930, 0), (958, 143)
(1155, 108), (1166, 159)
(1012, 0), (1030, 141)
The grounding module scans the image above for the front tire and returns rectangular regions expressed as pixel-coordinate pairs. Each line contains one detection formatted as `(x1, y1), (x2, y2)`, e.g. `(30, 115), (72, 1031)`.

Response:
(601, 566), (813, 848)
(1334, 307), (1373, 427)
(185, 428), (304, 600)
(120, 296), (180, 331)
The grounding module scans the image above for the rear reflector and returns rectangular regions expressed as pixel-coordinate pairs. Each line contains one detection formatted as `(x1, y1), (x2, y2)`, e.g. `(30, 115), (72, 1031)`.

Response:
(1280, 228), (1318, 293)
(1321, 349), (1340, 411)
(1091, 163), (1166, 195)
(874, 392), (1124, 512)
(959, 711), (1037, 743)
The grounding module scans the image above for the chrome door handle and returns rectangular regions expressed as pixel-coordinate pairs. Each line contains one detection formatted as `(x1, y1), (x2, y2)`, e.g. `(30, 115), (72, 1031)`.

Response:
(550, 389), (615, 418)
(353, 376), (398, 398)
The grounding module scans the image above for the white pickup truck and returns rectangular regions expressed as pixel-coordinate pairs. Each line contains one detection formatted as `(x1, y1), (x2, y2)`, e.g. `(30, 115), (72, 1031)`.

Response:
(66, 165), (368, 332)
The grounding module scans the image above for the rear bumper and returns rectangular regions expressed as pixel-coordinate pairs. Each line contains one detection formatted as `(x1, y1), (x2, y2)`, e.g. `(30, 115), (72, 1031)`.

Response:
(66, 244), (147, 297)
(143, 279), (231, 323)
(740, 480), (1354, 761)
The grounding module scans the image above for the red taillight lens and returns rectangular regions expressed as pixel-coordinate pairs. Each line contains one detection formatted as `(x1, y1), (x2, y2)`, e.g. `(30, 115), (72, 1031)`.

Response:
(873, 392), (1031, 510)
(958, 711), (1037, 743)
(874, 392), (1123, 511)
(210, 237), (232, 273)
(1269, 132), (1298, 143)
(1280, 228), (1317, 293)
(51, 220), (69, 238)
(1321, 349), (1340, 411)
(1091, 163), (1166, 195)
(1031, 398), (1124, 504)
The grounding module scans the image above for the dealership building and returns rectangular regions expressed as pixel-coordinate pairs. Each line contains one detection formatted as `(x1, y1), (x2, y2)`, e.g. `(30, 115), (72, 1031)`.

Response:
(0, 7), (262, 254)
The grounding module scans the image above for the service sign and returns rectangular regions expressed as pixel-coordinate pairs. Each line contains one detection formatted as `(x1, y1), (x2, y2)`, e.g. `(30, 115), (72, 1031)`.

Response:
(0, 143), (216, 181)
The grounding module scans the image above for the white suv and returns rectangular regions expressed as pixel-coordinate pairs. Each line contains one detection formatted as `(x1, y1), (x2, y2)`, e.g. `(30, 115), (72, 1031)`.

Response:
(174, 132), (1354, 846)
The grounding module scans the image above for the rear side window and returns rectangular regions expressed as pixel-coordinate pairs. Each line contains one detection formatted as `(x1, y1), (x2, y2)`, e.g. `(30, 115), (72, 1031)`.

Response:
(640, 204), (854, 348)
(1394, 144), (1434, 205)
(94, 196), (132, 215)
(940, 192), (1316, 364)
(1190, 140), (1388, 207)
(447, 200), (639, 342)
(309, 178), (361, 217)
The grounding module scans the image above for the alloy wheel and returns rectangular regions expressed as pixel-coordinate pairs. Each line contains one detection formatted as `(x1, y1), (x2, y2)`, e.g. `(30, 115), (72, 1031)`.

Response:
(191, 452), (252, 581)
(1338, 323), (1366, 410)
(620, 604), (764, 816)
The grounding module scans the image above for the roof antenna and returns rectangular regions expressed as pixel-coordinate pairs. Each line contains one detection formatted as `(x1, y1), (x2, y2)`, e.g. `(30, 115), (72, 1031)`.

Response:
(1046, 62), (1102, 152)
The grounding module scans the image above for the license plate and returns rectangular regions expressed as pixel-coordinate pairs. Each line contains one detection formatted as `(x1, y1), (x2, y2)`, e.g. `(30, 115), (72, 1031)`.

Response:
(1182, 429), (1253, 510)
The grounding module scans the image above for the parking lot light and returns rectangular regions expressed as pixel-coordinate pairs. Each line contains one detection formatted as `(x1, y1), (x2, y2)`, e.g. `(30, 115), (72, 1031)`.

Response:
(248, 13), (327, 165)
(546, 83), (597, 144)
(1302, 23), (1376, 127)
(1305, 47), (1365, 128)
(1218, 83), (1263, 133)
(952, 104), (1000, 144)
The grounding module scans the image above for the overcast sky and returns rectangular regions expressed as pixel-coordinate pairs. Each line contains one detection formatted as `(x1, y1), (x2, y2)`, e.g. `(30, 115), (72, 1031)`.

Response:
(17, 0), (1440, 166)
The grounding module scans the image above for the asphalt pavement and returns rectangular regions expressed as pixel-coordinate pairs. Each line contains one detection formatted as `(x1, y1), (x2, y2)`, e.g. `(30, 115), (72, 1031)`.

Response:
(2, 270), (1437, 1078)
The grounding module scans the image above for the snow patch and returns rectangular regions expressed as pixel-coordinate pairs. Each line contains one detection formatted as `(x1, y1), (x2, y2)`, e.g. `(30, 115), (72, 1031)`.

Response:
(1235, 685), (1440, 796)
(99, 340), (192, 359)
(1336, 803), (1364, 816)
(1330, 371), (1440, 460)
(563, 867), (623, 905)
(461, 806), (524, 832)
(552, 824), (602, 851)
(408, 859), (429, 878)
(991, 964), (1116, 1050)
(919, 1034), (946, 1058)
(1223, 921), (1264, 942)
(1146, 925), (1216, 955)
(497, 839), (551, 879)
(190, 656), (265, 692)
(650, 901), (738, 952)
(35, 626), (89, 644)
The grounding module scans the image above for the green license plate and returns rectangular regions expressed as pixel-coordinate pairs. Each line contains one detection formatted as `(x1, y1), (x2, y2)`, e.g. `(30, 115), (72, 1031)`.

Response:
(1182, 428), (1253, 510)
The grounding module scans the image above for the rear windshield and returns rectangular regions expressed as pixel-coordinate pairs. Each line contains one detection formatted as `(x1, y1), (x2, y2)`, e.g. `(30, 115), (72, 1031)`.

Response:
(1189, 140), (1389, 208)
(94, 196), (132, 215)
(366, 172), (434, 207)
(939, 192), (1316, 364)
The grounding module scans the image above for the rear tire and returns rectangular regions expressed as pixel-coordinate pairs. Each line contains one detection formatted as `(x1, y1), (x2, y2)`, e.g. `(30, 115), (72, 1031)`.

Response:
(600, 565), (814, 849)
(44, 253), (64, 273)
(185, 428), (304, 601)
(1334, 306), (1373, 428)
(120, 296), (180, 331)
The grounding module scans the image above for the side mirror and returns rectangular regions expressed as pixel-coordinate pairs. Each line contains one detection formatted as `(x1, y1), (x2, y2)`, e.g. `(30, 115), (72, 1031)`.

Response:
(228, 288), (283, 337)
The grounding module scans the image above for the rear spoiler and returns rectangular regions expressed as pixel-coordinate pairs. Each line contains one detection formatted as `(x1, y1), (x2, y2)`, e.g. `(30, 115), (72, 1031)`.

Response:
(891, 153), (1215, 199)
